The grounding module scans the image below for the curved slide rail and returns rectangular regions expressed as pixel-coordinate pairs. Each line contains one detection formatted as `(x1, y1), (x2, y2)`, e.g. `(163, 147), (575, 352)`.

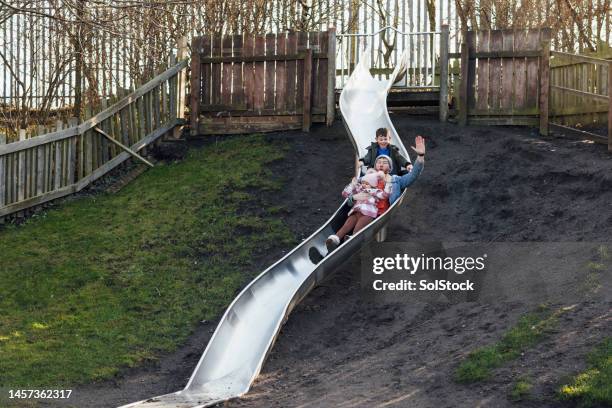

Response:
(121, 50), (412, 408)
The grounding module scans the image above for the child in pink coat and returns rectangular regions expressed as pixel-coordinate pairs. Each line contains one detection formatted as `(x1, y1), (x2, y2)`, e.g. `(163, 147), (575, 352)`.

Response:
(326, 170), (388, 251)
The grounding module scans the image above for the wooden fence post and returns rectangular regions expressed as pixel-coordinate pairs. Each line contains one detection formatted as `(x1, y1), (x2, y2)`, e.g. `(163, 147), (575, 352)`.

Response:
(0, 133), (5, 216)
(190, 37), (202, 136)
(609, 61), (612, 152)
(458, 40), (469, 126)
(539, 39), (551, 136)
(327, 27), (336, 126)
(302, 48), (313, 132)
(439, 24), (450, 123)
(173, 36), (189, 139)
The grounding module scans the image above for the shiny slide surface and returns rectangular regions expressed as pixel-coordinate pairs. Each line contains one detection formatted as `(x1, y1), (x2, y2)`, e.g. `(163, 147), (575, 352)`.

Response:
(121, 50), (411, 408)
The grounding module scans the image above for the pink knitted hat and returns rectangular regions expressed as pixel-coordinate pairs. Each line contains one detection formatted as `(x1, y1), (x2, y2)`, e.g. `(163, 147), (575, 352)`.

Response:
(362, 171), (379, 187)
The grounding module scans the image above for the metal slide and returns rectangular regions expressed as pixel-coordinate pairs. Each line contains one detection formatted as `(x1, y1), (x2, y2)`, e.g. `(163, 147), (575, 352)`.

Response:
(122, 48), (412, 408)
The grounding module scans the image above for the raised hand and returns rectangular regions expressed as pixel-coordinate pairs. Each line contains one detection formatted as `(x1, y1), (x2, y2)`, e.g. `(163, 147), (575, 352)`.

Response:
(410, 135), (426, 156)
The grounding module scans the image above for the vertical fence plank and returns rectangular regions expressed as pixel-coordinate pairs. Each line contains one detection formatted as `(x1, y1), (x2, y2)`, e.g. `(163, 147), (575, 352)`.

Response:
(458, 40), (469, 126)
(513, 30), (527, 110)
(212, 35), (222, 107)
(466, 31), (476, 112)
(129, 96), (138, 144)
(18, 129), (26, 203)
(138, 95), (146, 142)
(0, 134), (5, 209)
(222, 35), (233, 108)
(55, 121), (63, 188)
(327, 28), (336, 126)
(100, 100), (109, 164)
(202, 35), (212, 110)
(608, 62), (612, 152)
(275, 33), (287, 113)
(26, 134), (34, 198)
(295, 32), (308, 114)
(264, 33), (276, 111)
(439, 25), (449, 122)
(475, 30), (489, 111)
(154, 85), (161, 130)
(539, 39), (550, 135)
(254, 35), (266, 112)
(501, 30), (515, 112)
(525, 29), (540, 110)
(144, 91), (152, 138)
(67, 118), (78, 184)
(9, 148), (15, 204)
(169, 61), (177, 124)
(243, 33), (255, 111)
(302, 49), (313, 131)
(286, 32), (298, 113)
(120, 107), (130, 148)
(190, 37), (202, 136)
(489, 31), (503, 111)
(232, 34), (244, 109)
(309, 31), (322, 113)
(159, 80), (167, 127)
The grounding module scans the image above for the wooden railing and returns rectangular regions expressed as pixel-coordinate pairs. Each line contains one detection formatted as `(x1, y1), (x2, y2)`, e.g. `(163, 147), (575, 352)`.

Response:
(549, 51), (611, 151)
(0, 59), (189, 218)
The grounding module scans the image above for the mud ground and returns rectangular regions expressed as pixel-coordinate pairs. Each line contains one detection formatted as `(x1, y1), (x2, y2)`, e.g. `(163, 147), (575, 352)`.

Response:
(44, 114), (611, 407)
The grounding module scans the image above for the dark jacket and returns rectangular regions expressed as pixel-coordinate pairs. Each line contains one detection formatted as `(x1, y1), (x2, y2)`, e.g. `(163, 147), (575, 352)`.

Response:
(361, 142), (410, 175)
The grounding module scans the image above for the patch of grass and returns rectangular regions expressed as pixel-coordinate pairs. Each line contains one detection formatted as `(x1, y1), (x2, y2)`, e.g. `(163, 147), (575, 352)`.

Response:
(559, 338), (612, 407)
(454, 305), (564, 383)
(509, 377), (533, 402)
(0, 135), (295, 388)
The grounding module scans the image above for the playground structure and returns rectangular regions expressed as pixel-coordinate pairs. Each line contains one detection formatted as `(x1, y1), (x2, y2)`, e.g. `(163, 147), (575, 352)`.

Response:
(0, 20), (610, 406)
(121, 44), (412, 408)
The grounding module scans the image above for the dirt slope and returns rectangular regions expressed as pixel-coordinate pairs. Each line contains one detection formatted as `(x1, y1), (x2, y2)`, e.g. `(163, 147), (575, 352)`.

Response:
(45, 115), (611, 407)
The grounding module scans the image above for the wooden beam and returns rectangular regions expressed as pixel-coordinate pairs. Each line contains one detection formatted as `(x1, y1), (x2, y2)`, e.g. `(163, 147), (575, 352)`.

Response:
(326, 27), (336, 126)
(173, 36), (189, 139)
(190, 37), (202, 137)
(470, 50), (542, 59)
(439, 24), (449, 123)
(609, 61), (612, 152)
(551, 51), (610, 67)
(550, 123), (608, 145)
(302, 48), (313, 132)
(0, 133), (4, 208)
(199, 52), (325, 63)
(550, 85), (609, 101)
(0, 184), (77, 217)
(468, 117), (539, 126)
(458, 41), (469, 126)
(93, 127), (154, 167)
(539, 40), (550, 136)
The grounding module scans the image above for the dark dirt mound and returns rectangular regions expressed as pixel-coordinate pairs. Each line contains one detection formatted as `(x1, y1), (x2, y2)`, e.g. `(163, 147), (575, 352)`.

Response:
(44, 115), (611, 407)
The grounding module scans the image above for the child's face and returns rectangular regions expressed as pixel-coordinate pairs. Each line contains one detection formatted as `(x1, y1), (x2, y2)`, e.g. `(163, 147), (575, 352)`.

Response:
(375, 159), (390, 173)
(361, 180), (371, 189)
(376, 133), (390, 148)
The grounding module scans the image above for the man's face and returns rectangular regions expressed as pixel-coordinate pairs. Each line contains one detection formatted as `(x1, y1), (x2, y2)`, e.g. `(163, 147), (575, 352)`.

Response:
(376, 133), (390, 148)
(375, 159), (390, 173)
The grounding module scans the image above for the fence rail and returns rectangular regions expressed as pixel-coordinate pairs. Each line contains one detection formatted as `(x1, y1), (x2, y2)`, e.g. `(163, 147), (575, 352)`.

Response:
(0, 59), (188, 218)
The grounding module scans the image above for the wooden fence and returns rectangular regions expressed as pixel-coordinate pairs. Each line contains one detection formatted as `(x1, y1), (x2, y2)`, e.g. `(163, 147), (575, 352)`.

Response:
(0, 59), (188, 218)
(458, 29), (551, 134)
(190, 30), (336, 135)
(549, 52), (611, 150)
